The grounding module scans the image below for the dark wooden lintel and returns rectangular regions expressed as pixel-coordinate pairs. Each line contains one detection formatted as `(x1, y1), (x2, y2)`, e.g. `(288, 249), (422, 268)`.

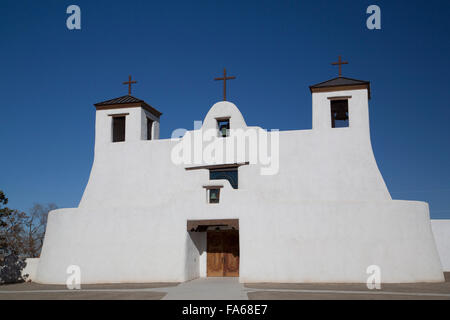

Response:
(108, 113), (130, 117)
(327, 96), (352, 101)
(187, 219), (239, 232)
(185, 162), (249, 171)
(203, 185), (224, 189)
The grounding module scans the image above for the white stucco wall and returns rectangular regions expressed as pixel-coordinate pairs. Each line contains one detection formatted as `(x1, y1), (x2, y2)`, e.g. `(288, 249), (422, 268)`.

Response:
(431, 220), (450, 271)
(35, 198), (443, 284)
(34, 87), (444, 284)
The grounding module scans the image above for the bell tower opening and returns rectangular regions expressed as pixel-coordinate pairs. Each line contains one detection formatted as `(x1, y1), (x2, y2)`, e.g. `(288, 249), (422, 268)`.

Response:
(330, 99), (349, 128)
(146, 117), (154, 140)
(112, 115), (126, 142)
(217, 118), (230, 137)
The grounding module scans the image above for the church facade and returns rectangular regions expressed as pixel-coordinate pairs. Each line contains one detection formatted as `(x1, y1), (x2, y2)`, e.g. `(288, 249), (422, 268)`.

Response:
(34, 74), (444, 284)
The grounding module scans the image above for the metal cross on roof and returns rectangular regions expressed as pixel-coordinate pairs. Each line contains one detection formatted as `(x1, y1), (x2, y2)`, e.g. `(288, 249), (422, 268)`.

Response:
(214, 68), (236, 101)
(123, 75), (137, 95)
(331, 56), (348, 77)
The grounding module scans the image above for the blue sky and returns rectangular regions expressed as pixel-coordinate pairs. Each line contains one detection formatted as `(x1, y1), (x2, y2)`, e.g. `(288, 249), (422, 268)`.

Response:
(0, 0), (449, 218)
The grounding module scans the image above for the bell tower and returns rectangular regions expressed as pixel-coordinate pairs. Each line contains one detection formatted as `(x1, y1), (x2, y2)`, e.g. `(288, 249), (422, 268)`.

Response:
(93, 76), (162, 150)
(309, 57), (371, 133)
(309, 76), (371, 132)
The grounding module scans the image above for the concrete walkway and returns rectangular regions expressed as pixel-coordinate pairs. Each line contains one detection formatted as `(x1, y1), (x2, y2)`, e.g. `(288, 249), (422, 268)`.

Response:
(153, 277), (249, 300)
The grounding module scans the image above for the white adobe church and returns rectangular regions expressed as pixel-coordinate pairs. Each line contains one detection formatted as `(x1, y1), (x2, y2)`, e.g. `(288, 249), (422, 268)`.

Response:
(33, 64), (445, 284)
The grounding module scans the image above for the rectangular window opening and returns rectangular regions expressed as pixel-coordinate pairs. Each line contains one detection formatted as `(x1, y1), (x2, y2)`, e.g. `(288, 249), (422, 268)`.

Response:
(330, 100), (349, 128)
(146, 117), (153, 140)
(112, 116), (126, 142)
(209, 188), (220, 204)
(217, 118), (230, 137)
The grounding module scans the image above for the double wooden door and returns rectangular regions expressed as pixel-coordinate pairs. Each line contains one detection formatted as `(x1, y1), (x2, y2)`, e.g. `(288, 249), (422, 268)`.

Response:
(207, 230), (239, 277)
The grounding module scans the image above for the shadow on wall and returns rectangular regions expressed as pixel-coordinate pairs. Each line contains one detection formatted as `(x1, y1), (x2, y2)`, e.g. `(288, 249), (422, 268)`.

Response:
(189, 231), (206, 256)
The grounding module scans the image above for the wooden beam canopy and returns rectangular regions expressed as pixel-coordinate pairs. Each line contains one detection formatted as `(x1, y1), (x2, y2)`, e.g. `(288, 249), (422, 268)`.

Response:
(187, 219), (239, 232)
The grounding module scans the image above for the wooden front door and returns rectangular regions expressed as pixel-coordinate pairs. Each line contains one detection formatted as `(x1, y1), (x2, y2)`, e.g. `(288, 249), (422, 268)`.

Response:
(207, 230), (239, 277)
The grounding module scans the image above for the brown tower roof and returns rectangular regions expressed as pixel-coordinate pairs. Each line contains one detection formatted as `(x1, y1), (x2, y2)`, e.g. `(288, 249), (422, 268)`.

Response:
(309, 77), (371, 99)
(94, 95), (162, 118)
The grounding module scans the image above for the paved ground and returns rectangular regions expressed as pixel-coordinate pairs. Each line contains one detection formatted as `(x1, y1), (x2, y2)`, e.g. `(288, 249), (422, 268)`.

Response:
(158, 277), (248, 300)
(1, 274), (449, 300)
(0, 282), (177, 300)
(246, 273), (450, 300)
(246, 281), (450, 300)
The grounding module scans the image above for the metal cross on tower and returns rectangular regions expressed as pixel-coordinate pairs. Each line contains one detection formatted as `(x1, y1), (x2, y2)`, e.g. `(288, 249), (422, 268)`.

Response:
(123, 75), (137, 95)
(214, 68), (236, 101)
(331, 56), (348, 77)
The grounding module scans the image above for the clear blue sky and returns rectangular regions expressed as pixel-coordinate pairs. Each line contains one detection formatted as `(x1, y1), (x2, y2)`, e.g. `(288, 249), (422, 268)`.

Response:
(1, 0), (449, 218)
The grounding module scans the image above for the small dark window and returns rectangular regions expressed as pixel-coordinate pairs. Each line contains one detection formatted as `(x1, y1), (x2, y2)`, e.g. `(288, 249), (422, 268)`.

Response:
(209, 188), (220, 204)
(210, 168), (238, 189)
(147, 118), (153, 140)
(112, 116), (126, 142)
(217, 119), (230, 137)
(330, 100), (349, 128)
